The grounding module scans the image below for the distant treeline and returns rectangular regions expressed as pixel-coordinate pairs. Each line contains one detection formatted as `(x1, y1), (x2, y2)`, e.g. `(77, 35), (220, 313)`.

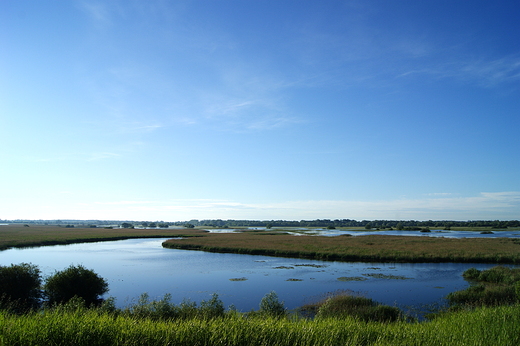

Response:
(4, 219), (519, 229)
(179, 219), (519, 229)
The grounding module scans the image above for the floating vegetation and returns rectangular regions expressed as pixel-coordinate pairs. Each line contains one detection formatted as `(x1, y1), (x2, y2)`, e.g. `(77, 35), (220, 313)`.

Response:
(293, 264), (328, 268)
(366, 267), (381, 270)
(286, 278), (303, 281)
(337, 276), (368, 282)
(273, 266), (294, 269)
(362, 273), (411, 280)
(229, 277), (248, 281)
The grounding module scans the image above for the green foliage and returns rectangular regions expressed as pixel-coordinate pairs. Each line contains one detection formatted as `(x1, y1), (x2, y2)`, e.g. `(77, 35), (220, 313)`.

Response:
(0, 263), (42, 312)
(44, 265), (108, 307)
(199, 293), (225, 319)
(316, 294), (401, 322)
(448, 266), (520, 308)
(2, 304), (520, 345)
(124, 292), (225, 321)
(259, 291), (286, 317)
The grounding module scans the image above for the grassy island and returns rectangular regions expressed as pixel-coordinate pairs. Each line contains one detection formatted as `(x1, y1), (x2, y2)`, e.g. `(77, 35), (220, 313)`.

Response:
(162, 229), (520, 263)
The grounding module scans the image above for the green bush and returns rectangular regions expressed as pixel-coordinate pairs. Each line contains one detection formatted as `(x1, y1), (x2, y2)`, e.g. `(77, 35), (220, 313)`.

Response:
(259, 291), (286, 317)
(199, 293), (225, 319)
(462, 267), (481, 280)
(0, 263), (42, 313)
(44, 265), (108, 307)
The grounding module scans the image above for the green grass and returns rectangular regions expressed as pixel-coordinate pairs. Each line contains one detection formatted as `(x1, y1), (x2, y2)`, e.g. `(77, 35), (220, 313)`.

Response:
(1, 304), (519, 345)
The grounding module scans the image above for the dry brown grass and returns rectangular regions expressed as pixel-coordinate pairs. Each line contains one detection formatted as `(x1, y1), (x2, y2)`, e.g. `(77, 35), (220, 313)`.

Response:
(163, 232), (520, 263)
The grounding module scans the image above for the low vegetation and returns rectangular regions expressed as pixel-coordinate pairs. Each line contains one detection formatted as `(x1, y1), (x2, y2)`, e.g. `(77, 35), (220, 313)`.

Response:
(163, 231), (520, 263)
(1, 302), (519, 345)
(0, 224), (205, 251)
(446, 266), (520, 309)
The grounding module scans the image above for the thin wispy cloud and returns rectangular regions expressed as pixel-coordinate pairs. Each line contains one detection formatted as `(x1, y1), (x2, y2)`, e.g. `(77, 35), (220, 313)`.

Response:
(79, 1), (111, 25)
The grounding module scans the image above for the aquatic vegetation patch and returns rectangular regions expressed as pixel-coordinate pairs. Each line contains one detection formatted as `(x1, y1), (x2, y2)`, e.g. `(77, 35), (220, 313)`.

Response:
(286, 278), (303, 281)
(229, 277), (248, 281)
(362, 273), (412, 280)
(273, 266), (294, 269)
(293, 264), (328, 268)
(337, 276), (367, 282)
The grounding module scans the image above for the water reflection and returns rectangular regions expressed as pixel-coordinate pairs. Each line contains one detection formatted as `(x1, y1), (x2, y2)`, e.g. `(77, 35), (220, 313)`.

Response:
(0, 238), (507, 315)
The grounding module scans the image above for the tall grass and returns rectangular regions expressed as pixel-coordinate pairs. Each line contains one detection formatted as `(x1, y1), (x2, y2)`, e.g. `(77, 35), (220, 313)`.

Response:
(1, 304), (519, 345)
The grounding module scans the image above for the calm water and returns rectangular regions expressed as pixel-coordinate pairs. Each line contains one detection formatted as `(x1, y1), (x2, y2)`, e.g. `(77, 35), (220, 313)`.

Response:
(0, 238), (507, 314)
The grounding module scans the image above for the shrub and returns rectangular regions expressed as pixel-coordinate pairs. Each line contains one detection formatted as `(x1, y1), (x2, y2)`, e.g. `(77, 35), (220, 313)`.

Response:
(44, 264), (108, 307)
(462, 267), (481, 280)
(259, 291), (286, 317)
(199, 293), (225, 319)
(0, 263), (42, 312)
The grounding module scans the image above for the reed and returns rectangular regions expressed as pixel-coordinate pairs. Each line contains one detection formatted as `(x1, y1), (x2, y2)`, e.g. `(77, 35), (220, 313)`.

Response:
(0, 224), (205, 250)
(1, 304), (519, 345)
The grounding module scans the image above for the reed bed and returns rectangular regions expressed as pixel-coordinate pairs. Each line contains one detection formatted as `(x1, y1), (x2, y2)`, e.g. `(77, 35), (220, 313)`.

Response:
(1, 304), (519, 345)
(0, 225), (205, 250)
(163, 232), (520, 263)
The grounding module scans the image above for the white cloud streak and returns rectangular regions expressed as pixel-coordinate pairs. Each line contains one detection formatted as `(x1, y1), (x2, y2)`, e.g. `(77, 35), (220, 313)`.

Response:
(66, 192), (520, 221)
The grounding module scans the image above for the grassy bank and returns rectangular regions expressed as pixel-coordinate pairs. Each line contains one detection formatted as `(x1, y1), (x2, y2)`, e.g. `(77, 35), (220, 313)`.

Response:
(163, 232), (520, 263)
(1, 304), (519, 345)
(0, 224), (205, 251)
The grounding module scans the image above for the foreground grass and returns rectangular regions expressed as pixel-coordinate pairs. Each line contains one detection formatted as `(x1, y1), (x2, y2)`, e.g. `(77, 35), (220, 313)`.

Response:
(0, 305), (519, 345)
(0, 225), (205, 250)
(163, 231), (520, 263)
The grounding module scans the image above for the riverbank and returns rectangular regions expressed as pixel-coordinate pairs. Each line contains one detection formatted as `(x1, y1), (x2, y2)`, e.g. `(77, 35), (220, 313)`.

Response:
(162, 231), (520, 263)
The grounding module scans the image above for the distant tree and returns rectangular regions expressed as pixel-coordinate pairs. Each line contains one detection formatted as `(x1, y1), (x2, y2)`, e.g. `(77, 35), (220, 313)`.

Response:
(121, 222), (133, 229)
(266, 223), (273, 229)
(184, 223), (195, 229)
(0, 263), (42, 312)
(364, 222), (372, 230)
(149, 222), (157, 228)
(44, 265), (108, 307)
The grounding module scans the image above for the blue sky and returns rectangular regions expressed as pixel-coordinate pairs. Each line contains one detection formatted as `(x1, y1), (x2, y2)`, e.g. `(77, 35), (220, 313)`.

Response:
(1, 1), (519, 221)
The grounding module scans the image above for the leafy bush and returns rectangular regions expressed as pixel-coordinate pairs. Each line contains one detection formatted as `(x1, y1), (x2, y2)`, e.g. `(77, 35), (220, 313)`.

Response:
(44, 265), (108, 307)
(124, 292), (225, 320)
(462, 267), (481, 280)
(259, 291), (286, 317)
(199, 293), (225, 319)
(0, 263), (42, 312)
